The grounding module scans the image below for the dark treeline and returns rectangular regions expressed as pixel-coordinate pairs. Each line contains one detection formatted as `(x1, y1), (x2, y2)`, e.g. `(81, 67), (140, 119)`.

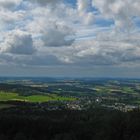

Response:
(0, 107), (140, 140)
(0, 83), (51, 96)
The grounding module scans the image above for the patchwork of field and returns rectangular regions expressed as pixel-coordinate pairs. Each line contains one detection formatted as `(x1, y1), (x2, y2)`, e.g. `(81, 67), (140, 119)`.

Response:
(1, 78), (140, 111)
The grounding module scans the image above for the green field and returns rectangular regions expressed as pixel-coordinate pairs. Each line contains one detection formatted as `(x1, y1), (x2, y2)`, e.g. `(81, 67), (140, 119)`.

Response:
(0, 92), (76, 103)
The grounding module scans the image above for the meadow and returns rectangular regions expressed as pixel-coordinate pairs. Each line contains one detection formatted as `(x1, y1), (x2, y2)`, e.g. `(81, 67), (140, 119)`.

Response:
(0, 92), (76, 103)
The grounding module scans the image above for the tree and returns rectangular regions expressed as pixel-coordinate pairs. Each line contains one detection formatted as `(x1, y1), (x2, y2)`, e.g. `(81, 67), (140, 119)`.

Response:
(0, 134), (8, 140)
(14, 132), (27, 140)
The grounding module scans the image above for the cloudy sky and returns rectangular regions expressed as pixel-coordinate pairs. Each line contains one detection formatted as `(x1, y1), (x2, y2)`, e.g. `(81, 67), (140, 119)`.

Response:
(0, 0), (140, 77)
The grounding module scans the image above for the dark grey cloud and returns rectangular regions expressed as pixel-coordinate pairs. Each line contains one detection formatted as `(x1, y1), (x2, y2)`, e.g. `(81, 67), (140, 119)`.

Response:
(42, 23), (75, 47)
(0, 30), (35, 55)
(29, 0), (62, 6)
(0, 0), (22, 10)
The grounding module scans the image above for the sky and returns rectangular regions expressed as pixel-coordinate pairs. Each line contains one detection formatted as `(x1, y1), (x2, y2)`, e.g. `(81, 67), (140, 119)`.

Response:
(0, 0), (140, 77)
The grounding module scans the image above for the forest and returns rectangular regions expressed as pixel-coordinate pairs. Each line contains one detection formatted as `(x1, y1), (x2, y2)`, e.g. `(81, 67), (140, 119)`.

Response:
(0, 106), (140, 140)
